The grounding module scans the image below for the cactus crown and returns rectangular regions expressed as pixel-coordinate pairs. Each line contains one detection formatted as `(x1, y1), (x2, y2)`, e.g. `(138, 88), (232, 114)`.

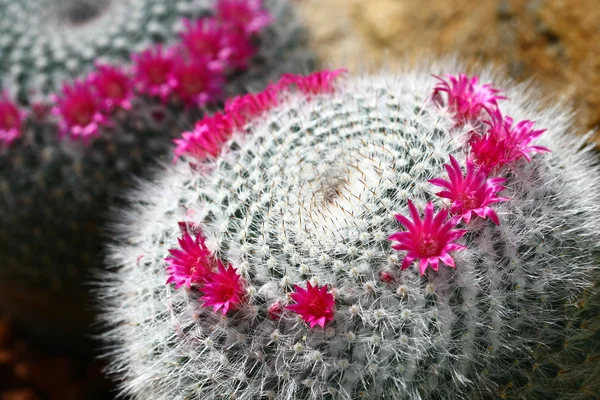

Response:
(100, 64), (600, 399)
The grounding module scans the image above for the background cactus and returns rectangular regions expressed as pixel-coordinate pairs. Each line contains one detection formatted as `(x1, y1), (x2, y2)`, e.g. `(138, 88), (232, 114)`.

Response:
(0, 0), (199, 103)
(99, 64), (599, 399)
(0, 0), (311, 103)
(0, 0), (313, 352)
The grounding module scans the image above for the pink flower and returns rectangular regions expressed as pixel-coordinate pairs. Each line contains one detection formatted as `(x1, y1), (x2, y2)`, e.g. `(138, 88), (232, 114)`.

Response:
(180, 17), (255, 71)
(433, 73), (505, 121)
(217, 0), (273, 35)
(0, 95), (23, 146)
(279, 69), (347, 96)
(165, 231), (215, 289)
(180, 18), (227, 67)
(52, 81), (107, 141)
(388, 201), (467, 275)
(501, 115), (549, 163)
(173, 112), (233, 161)
(177, 221), (202, 236)
(379, 270), (395, 284)
(132, 45), (175, 101)
(468, 130), (512, 173)
(286, 281), (335, 328)
(224, 83), (281, 128)
(89, 64), (133, 112)
(218, 28), (256, 70)
(169, 58), (223, 107)
(267, 301), (284, 320)
(429, 155), (509, 225)
(201, 261), (245, 315)
(470, 109), (549, 172)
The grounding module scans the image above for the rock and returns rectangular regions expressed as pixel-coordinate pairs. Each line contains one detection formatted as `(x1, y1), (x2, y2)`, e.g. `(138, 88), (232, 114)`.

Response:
(297, 0), (600, 142)
(510, 0), (600, 139)
(295, 0), (375, 71)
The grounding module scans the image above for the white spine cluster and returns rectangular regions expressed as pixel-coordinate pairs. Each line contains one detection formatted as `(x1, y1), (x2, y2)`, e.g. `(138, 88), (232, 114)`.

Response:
(99, 63), (600, 399)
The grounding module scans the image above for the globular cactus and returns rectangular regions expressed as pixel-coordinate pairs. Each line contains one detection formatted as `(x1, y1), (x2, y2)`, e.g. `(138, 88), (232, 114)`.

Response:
(0, 0), (313, 353)
(99, 63), (600, 399)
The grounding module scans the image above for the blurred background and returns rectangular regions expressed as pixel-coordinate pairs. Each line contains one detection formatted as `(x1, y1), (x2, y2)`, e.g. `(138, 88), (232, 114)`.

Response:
(297, 0), (600, 142)
(1, 0), (599, 398)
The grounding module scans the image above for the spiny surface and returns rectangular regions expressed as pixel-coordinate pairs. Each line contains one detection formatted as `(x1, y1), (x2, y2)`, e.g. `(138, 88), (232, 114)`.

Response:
(0, 0), (197, 102)
(0, 0), (312, 352)
(0, 0), (312, 104)
(100, 66), (600, 399)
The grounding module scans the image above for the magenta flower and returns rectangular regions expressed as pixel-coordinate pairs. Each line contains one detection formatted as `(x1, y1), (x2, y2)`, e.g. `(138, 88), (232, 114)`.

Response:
(470, 109), (549, 172)
(180, 18), (226, 65)
(89, 64), (133, 112)
(0, 95), (23, 146)
(224, 83), (281, 128)
(201, 261), (245, 315)
(218, 28), (256, 70)
(177, 221), (202, 236)
(217, 0), (273, 35)
(433, 73), (505, 121)
(173, 112), (234, 161)
(267, 301), (284, 320)
(379, 270), (395, 284)
(52, 81), (107, 141)
(499, 114), (549, 163)
(131, 45), (175, 101)
(429, 155), (509, 225)
(169, 58), (224, 107)
(388, 201), (467, 275)
(180, 17), (255, 71)
(165, 231), (215, 289)
(279, 69), (347, 96)
(468, 130), (512, 173)
(286, 281), (335, 328)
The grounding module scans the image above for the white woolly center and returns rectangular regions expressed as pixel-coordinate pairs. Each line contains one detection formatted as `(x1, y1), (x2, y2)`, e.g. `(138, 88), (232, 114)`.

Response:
(294, 142), (384, 239)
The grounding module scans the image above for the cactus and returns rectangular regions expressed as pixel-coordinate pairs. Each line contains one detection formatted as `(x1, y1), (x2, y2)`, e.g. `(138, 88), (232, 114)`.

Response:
(0, 0), (313, 353)
(99, 64), (600, 399)
(0, 0), (197, 103)
(0, 0), (311, 103)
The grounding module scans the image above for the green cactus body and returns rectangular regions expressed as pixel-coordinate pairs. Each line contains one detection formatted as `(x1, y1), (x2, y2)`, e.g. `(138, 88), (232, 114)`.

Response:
(99, 65), (599, 398)
(0, 0), (313, 352)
